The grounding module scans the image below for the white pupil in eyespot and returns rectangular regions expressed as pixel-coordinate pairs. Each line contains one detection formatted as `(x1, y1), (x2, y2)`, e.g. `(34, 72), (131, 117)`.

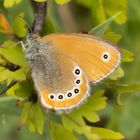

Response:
(67, 92), (72, 97)
(103, 54), (108, 59)
(74, 88), (80, 94)
(102, 52), (110, 61)
(75, 69), (80, 75)
(76, 79), (80, 84)
(58, 95), (63, 100)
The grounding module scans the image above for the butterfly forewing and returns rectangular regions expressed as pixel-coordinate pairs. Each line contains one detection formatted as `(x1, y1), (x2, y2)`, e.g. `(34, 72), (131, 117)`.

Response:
(43, 33), (121, 83)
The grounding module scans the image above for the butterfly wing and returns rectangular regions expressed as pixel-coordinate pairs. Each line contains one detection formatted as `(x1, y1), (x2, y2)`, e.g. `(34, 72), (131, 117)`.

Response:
(42, 33), (121, 83)
(30, 43), (90, 113)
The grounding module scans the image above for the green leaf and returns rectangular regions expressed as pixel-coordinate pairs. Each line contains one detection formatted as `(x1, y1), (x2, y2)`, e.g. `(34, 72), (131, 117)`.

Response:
(6, 81), (20, 96)
(60, 89), (125, 140)
(1, 40), (15, 48)
(19, 101), (32, 128)
(117, 94), (124, 105)
(6, 79), (33, 97)
(62, 115), (121, 140)
(0, 54), (9, 67)
(76, 0), (92, 8)
(63, 90), (107, 126)
(119, 95), (140, 137)
(13, 14), (27, 38)
(62, 115), (98, 139)
(115, 83), (140, 94)
(31, 102), (45, 135)
(34, 0), (47, 2)
(55, 0), (71, 5)
(20, 101), (45, 135)
(52, 123), (77, 140)
(90, 127), (124, 139)
(61, 90), (107, 139)
(4, 0), (21, 8)
(89, 12), (121, 36)
(29, 120), (36, 133)
(104, 0), (127, 24)
(121, 48), (134, 62)
(10, 69), (26, 80)
(14, 80), (34, 98)
(0, 41), (29, 67)
(73, 131), (88, 140)
(0, 96), (21, 116)
(76, 0), (127, 25)
(109, 67), (124, 80)
(27, 103), (36, 133)
(43, 17), (57, 34)
(0, 67), (26, 82)
(103, 32), (122, 43)
(95, 0), (106, 23)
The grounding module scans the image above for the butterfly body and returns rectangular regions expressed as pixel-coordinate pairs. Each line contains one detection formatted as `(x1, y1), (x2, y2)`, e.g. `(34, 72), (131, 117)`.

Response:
(24, 33), (121, 113)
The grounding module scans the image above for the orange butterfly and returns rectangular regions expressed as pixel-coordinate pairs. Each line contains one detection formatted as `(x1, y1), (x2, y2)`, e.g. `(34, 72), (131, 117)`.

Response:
(22, 33), (121, 113)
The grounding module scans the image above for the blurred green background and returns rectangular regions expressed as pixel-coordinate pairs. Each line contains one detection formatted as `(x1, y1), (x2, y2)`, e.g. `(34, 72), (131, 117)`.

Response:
(0, 0), (140, 140)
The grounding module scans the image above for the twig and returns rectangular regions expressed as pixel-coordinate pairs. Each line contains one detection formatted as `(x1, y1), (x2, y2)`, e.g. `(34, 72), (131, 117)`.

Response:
(32, 1), (47, 35)
(0, 80), (17, 96)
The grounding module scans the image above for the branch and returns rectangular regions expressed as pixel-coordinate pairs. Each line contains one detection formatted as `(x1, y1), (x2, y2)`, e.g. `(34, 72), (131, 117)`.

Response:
(32, 1), (47, 35)
(0, 80), (17, 96)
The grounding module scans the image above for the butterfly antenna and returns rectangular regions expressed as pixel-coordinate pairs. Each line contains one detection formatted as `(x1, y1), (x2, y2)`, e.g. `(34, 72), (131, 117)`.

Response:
(0, 80), (17, 96)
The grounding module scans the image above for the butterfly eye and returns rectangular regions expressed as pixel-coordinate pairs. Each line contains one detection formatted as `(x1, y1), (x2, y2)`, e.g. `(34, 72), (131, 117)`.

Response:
(102, 52), (110, 62)
(74, 88), (80, 94)
(49, 94), (55, 100)
(57, 94), (64, 101)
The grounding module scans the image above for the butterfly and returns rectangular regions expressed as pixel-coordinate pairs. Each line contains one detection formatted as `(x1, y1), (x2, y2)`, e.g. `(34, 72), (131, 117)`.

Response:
(22, 33), (121, 113)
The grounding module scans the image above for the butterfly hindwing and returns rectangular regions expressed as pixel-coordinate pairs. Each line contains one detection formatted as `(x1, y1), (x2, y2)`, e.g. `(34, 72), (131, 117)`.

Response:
(27, 41), (90, 113)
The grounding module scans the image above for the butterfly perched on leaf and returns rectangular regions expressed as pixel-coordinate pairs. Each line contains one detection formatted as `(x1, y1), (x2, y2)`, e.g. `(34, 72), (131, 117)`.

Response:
(20, 33), (121, 113)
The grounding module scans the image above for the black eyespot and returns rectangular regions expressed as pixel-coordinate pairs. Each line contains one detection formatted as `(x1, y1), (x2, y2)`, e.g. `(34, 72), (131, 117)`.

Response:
(58, 95), (63, 100)
(49, 94), (55, 100)
(67, 92), (72, 97)
(74, 88), (80, 94)
(75, 69), (80, 75)
(76, 79), (81, 84)
(103, 54), (108, 59)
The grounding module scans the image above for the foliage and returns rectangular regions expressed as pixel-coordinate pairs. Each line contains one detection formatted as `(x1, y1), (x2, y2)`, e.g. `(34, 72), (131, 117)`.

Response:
(76, 0), (127, 25)
(0, 0), (139, 140)
(55, 0), (71, 5)
(89, 12), (121, 36)
(0, 13), (11, 33)
(4, 0), (21, 8)
(34, 0), (47, 2)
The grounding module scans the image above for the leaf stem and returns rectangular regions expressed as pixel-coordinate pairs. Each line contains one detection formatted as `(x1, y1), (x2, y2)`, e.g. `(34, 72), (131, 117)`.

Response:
(0, 80), (17, 96)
